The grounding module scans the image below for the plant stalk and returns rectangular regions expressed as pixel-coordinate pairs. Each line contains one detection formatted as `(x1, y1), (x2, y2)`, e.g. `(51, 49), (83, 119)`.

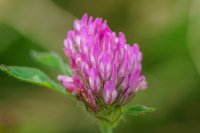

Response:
(99, 122), (113, 133)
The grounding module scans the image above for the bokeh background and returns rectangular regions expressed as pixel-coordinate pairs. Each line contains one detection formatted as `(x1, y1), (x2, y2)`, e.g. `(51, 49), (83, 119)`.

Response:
(0, 0), (200, 133)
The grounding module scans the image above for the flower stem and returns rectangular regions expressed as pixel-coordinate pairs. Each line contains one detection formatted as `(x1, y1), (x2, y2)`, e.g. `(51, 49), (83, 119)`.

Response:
(99, 122), (113, 133)
(96, 107), (123, 133)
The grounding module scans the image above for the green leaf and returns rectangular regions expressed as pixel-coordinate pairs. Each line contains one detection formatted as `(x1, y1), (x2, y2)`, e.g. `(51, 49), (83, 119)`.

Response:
(0, 65), (71, 96)
(31, 51), (71, 75)
(122, 105), (155, 116)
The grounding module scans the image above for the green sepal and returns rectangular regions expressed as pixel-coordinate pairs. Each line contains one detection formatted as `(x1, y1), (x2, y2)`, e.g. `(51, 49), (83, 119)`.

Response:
(122, 104), (155, 116)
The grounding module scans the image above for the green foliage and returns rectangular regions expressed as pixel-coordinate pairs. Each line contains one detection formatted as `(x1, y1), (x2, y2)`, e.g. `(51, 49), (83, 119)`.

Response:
(31, 51), (71, 75)
(0, 65), (71, 95)
(97, 105), (155, 133)
(122, 105), (155, 116)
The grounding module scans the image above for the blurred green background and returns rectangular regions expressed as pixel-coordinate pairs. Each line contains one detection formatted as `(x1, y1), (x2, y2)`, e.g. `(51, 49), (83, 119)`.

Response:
(0, 0), (200, 133)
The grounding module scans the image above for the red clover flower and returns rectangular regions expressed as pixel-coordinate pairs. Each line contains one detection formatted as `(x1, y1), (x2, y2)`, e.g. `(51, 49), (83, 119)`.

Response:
(58, 13), (147, 112)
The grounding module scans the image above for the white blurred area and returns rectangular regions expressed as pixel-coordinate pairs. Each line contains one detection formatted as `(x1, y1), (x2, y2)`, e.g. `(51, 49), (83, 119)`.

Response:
(0, 0), (75, 53)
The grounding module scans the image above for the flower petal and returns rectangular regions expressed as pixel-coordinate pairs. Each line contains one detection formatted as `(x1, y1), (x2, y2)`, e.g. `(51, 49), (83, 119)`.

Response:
(103, 80), (117, 104)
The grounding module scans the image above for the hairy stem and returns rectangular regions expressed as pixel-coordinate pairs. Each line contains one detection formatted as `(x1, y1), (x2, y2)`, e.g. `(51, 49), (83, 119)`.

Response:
(99, 122), (113, 133)
(96, 108), (122, 133)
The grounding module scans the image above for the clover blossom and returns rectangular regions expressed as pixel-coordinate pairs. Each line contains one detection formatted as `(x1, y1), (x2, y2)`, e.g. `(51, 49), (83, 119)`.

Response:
(58, 13), (147, 112)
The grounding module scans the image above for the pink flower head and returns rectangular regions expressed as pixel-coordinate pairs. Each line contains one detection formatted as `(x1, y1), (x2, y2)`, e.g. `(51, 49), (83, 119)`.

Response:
(58, 13), (147, 112)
